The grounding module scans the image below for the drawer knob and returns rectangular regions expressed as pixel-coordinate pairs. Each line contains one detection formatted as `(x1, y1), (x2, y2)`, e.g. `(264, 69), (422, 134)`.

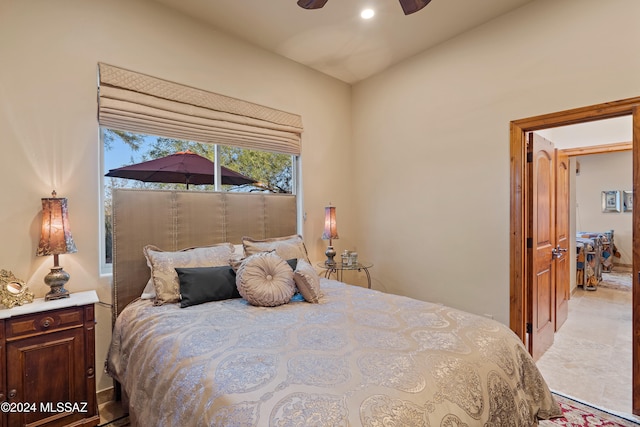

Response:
(40, 317), (54, 329)
(8, 389), (16, 399)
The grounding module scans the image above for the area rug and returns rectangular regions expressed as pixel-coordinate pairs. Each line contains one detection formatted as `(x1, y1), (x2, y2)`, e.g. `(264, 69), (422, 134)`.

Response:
(599, 268), (632, 292)
(540, 393), (640, 426)
(100, 394), (640, 427)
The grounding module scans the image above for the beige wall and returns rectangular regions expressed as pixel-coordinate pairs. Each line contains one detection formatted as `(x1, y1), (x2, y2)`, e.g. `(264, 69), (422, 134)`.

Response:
(0, 0), (353, 391)
(3, 0), (640, 394)
(352, 0), (640, 323)
(575, 152), (633, 265)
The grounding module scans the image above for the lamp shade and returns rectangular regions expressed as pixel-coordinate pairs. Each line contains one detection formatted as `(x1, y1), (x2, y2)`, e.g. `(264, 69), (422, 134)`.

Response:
(36, 192), (77, 257)
(322, 205), (339, 240)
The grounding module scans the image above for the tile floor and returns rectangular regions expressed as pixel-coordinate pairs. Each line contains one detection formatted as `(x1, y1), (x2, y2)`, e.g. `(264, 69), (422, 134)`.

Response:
(536, 277), (638, 420)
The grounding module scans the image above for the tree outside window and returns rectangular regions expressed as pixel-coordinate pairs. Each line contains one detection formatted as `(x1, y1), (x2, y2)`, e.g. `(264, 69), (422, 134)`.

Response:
(102, 129), (295, 266)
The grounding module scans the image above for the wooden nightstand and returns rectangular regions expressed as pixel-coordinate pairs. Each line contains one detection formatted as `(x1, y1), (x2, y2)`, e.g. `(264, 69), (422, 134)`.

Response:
(0, 291), (99, 427)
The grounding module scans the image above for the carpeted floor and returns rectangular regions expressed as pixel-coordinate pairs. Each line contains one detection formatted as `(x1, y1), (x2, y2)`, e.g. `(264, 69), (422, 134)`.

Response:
(540, 393), (640, 426)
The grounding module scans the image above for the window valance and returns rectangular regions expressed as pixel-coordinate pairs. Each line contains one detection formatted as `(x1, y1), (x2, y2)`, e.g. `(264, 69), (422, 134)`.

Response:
(97, 63), (302, 155)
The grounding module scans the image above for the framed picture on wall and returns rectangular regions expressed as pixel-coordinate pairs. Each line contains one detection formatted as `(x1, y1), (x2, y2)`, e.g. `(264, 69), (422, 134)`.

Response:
(601, 190), (621, 212)
(623, 190), (633, 212)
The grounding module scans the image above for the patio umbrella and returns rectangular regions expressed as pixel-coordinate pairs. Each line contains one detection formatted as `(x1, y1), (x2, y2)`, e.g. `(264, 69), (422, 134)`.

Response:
(105, 150), (257, 189)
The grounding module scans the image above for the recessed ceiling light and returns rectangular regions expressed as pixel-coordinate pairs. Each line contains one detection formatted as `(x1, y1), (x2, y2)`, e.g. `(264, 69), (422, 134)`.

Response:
(360, 8), (375, 19)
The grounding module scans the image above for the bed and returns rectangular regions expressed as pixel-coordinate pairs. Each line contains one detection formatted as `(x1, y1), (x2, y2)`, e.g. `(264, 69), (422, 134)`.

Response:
(106, 189), (562, 426)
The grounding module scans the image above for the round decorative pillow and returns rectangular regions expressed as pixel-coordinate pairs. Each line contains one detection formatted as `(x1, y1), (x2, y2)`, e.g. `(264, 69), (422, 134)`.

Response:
(236, 251), (295, 307)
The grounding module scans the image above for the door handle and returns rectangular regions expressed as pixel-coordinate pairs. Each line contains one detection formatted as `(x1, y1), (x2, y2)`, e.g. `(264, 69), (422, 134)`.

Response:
(552, 245), (567, 259)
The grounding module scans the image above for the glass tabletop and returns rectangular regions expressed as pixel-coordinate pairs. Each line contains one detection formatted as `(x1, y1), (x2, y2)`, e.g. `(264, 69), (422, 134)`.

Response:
(317, 261), (373, 270)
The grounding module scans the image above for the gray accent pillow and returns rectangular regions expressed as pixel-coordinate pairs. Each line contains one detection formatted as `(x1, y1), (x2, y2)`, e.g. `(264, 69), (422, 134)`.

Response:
(293, 258), (322, 303)
(236, 252), (295, 307)
(176, 266), (241, 308)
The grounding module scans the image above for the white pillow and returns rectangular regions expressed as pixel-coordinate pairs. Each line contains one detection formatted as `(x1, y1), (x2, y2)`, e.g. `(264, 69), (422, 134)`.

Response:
(140, 278), (156, 300)
(233, 244), (245, 257)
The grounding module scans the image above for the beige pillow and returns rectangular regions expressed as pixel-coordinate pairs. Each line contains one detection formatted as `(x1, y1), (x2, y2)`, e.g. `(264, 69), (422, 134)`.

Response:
(236, 252), (295, 307)
(242, 234), (309, 262)
(144, 243), (234, 305)
(293, 259), (322, 303)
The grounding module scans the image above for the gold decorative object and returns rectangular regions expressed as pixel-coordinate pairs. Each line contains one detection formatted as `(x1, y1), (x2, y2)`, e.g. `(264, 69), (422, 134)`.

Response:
(36, 190), (77, 300)
(0, 270), (34, 308)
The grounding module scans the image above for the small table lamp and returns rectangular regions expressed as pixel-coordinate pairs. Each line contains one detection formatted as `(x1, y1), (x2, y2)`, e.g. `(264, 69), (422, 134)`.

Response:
(322, 204), (339, 266)
(36, 191), (77, 301)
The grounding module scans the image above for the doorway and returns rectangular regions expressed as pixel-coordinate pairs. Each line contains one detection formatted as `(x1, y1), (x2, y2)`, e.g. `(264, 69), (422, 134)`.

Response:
(509, 96), (640, 415)
(536, 143), (633, 414)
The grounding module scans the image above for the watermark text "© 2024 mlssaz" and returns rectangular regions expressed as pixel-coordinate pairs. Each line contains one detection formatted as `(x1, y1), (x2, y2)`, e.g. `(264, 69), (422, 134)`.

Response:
(1, 401), (89, 413)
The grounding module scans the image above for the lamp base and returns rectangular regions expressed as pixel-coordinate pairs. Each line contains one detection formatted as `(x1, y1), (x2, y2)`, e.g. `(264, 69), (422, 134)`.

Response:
(44, 266), (71, 301)
(325, 245), (337, 267)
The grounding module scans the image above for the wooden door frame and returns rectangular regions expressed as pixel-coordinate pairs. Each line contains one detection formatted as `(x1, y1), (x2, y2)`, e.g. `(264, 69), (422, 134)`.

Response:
(509, 96), (640, 414)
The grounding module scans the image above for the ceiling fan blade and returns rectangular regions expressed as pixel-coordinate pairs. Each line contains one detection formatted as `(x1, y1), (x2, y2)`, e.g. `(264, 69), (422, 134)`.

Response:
(398, 0), (432, 15)
(297, 0), (329, 10)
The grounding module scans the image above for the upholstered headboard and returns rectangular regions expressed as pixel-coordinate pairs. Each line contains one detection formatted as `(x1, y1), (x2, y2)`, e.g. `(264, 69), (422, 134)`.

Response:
(111, 189), (297, 320)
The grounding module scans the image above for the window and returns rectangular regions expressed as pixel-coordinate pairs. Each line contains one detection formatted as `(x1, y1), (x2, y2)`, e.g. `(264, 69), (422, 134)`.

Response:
(97, 64), (303, 273)
(101, 128), (296, 270)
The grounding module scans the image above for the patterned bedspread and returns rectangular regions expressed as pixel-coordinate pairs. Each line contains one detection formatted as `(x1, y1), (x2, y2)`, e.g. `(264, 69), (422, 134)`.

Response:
(107, 279), (561, 426)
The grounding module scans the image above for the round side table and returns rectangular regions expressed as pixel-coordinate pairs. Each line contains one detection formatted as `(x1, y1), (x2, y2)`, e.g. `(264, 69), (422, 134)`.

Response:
(317, 261), (373, 289)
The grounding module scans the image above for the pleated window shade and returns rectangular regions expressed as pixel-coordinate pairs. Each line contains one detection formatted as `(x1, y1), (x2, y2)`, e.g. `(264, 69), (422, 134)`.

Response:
(97, 63), (303, 155)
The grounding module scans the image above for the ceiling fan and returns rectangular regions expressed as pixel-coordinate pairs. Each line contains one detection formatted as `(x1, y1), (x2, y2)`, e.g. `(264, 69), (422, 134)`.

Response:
(297, 0), (432, 15)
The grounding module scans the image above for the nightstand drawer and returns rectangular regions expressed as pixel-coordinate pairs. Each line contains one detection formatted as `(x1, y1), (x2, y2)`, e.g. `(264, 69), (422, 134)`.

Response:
(5, 306), (83, 340)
